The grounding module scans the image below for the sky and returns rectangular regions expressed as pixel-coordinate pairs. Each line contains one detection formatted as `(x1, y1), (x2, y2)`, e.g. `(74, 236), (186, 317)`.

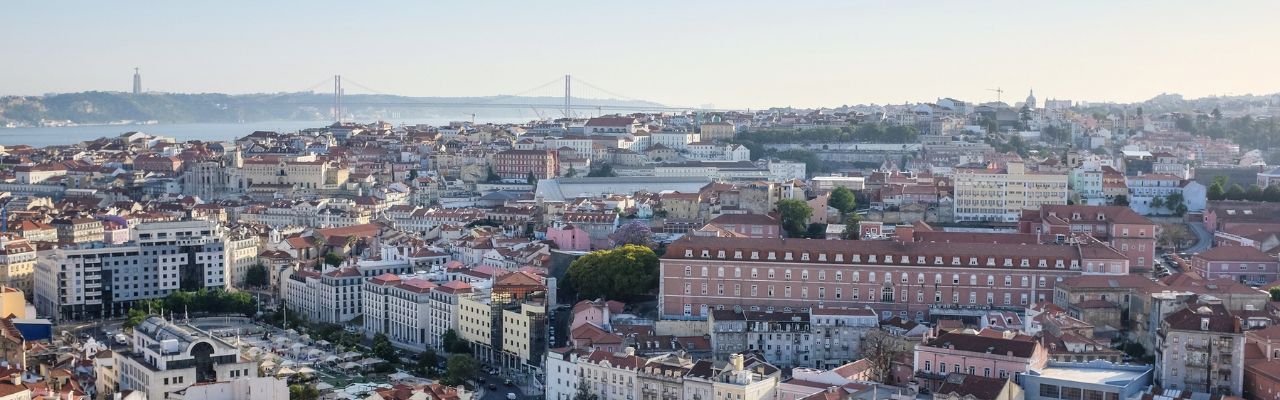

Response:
(3, 1), (1280, 109)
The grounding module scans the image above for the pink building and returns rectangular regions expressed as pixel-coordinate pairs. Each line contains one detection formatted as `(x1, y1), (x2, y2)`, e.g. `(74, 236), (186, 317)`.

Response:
(658, 236), (1129, 320)
(570, 298), (624, 331)
(697, 214), (781, 239)
(546, 224), (591, 252)
(1191, 245), (1280, 286)
(1020, 205), (1160, 272)
(913, 329), (1047, 392)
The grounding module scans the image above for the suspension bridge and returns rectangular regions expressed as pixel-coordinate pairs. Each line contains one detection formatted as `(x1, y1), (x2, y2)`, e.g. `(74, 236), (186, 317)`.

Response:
(295, 74), (740, 122)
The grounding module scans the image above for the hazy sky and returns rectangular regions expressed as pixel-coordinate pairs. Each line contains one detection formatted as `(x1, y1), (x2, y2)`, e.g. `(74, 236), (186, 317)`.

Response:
(4, 1), (1279, 109)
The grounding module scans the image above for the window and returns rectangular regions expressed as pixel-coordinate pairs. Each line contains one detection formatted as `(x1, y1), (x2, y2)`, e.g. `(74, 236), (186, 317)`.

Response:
(1039, 384), (1060, 399)
(983, 367), (991, 377)
(852, 272), (860, 282)
(953, 274), (960, 284)
(939, 363), (947, 373)
(852, 288), (860, 300)
(935, 291), (942, 302)
(819, 287), (825, 299)
(717, 267), (724, 277)
(684, 266), (691, 276)
(969, 292), (977, 304)
(717, 284), (724, 295)
(901, 273), (908, 283)
(987, 275), (995, 286)
(835, 288), (842, 299)
(767, 286), (774, 297)
(784, 286), (791, 297)
(785, 269), (792, 280)
(734, 268), (741, 278)
(684, 283), (691, 294)
(768, 269), (776, 279)
(869, 272), (876, 282)
(924, 361), (931, 372)
(752, 268), (758, 278)
(701, 283), (708, 295)
(801, 270), (808, 280)
(751, 285), (758, 296)
(701, 267), (708, 277)
(1004, 275), (1012, 286)
(835, 271), (843, 281)
(818, 270), (826, 281)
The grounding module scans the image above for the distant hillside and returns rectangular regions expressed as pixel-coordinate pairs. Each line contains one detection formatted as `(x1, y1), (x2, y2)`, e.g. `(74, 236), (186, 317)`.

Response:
(0, 91), (666, 126)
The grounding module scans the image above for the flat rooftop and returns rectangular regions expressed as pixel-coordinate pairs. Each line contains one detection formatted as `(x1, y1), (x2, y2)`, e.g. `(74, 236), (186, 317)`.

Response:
(1037, 365), (1149, 386)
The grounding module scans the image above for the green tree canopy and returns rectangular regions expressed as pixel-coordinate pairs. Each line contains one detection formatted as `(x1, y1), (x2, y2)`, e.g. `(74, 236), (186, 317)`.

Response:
(566, 244), (659, 301)
(1247, 185), (1265, 201)
(444, 354), (480, 387)
(1226, 184), (1247, 200)
(1265, 185), (1280, 202)
(777, 199), (813, 237)
(371, 333), (399, 364)
(828, 187), (857, 216)
(324, 252), (346, 269)
(441, 329), (471, 354)
(1207, 183), (1225, 201)
(244, 264), (269, 287)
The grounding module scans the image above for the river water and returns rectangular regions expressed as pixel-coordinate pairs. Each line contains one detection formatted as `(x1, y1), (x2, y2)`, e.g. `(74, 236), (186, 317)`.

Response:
(0, 118), (531, 147)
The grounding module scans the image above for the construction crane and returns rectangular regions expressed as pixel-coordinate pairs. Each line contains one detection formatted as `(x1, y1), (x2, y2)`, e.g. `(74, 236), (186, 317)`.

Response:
(986, 87), (1004, 103)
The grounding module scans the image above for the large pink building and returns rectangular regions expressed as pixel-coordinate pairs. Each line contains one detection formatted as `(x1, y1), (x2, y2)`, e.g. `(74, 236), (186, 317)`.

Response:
(1190, 245), (1280, 286)
(658, 236), (1130, 321)
(1019, 205), (1159, 272)
(913, 329), (1047, 391)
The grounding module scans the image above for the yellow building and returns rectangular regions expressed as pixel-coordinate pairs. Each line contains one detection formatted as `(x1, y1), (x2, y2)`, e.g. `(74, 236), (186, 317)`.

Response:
(0, 237), (36, 296)
(501, 301), (546, 371)
(953, 161), (1068, 222)
(0, 287), (29, 319)
(457, 292), (499, 363)
(240, 155), (349, 190)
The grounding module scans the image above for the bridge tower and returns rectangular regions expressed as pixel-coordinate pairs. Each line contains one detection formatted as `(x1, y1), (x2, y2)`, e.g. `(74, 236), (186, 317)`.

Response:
(564, 74), (571, 119)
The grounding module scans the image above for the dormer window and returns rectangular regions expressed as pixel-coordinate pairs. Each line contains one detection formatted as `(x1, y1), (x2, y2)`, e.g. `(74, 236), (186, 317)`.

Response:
(751, 251), (759, 260)
(801, 252), (810, 261)
(917, 256), (926, 265)
(952, 257), (961, 266)
(768, 252), (776, 260)
(734, 251), (742, 259)
(716, 250), (725, 259)
(817, 253), (827, 262)
(1098, 214), (1106, 221)
(685, 249), (693, 257)
(868, 255), (878, 263)
(1003, 259), (1013, 267)
(1020, 259), (1030, 267)
(969, 257), (978, 266)
(901, 255), (910, 264)
(935, 257), (944, 265)
(835, 254), (844, 262)
(852, 254), (861, 262)
(701, 250), (710, 258)
(986, 257), (996, 266)
(784, 252), (793, 261)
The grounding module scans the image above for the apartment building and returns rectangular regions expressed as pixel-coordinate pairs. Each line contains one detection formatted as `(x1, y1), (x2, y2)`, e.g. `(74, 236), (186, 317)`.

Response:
(52, 217), (105, 244)
(952, 161), (1068, 222)
(1155, 303), (1244, 396)
(108, 316), (270, 400)
(135, 220), (228, 290)
(914, 329), (1047, 391)
(1020, 205), (1159, 272)
(658, 235), (1130, 321)
(283, 266), (362, 324)
(0, 236), (37, 295)
(558, 348), (781, 400)
(492, 149), (559, 180)
(362, 274), (436, 352)
(1189, 245), (1280, 286)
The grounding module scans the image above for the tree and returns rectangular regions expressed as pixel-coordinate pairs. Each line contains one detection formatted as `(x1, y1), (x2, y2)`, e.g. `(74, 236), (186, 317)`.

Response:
(1211, 107), (1223, 120)
(1113, 194), (1129, 206)
(609, 221), (656, 249)
(1265, 185), (1280, 202)
(859, 331), (908, 384)
(841, 213), (862, 240)
(290, 384), (320, 400)
(1158, 223), (1191, 249)
(828, 187), (857, 217)
(244, 264), (269, 288)
(1150, 196), (1165, 212)
(777, 199), (813, 238)
(324, 252), (345, 269)
(566, 165), (578, 178)
(1271, 288), (1280, 302)
(416, 348), (440, 376)
(371, 333), (399, 364)
(587, 163), (617, 177)
(1208, 183), (1226, 201)
(526, 171), (538, 185)
(406, 169), (419, 182)
(1247, 185), (1265, 201)
(573, 377), (599, 400)
(566, 245), (659, 301)
(486, 166), (501, 182)
(1226, 184), (1247, 200)
(441, 329), (470, 354)
(444, 354), (480, 387)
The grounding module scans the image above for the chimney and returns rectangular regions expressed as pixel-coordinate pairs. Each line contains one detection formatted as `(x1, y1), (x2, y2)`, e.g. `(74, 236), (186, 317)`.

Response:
(730, 354), (745, 372)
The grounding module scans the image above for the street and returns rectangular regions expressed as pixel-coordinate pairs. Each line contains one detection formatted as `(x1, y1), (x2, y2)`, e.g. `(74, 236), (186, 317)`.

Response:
(1185, 222), (1212, 254)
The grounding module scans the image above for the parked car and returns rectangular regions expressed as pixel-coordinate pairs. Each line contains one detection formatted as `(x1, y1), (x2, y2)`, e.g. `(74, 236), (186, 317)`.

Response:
(488, 384), (497, 390)
(505, 380), (514, 387)
(507, 393), (517, 400)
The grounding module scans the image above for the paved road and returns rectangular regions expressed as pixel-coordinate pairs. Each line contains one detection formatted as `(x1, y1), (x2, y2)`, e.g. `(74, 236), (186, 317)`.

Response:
(1186, 222), (1212, 254)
